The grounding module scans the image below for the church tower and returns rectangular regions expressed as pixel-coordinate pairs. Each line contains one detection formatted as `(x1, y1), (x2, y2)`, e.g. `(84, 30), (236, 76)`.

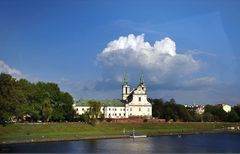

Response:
(122, 75), (130, 100)
(139, 74), (146, 93)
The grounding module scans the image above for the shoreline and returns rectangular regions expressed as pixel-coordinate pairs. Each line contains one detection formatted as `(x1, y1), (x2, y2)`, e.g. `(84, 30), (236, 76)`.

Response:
(1, 130), (240, 145)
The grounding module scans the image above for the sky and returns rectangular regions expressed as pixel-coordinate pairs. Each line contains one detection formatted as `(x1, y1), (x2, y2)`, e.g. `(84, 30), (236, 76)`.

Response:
(0, 0), (240, 105)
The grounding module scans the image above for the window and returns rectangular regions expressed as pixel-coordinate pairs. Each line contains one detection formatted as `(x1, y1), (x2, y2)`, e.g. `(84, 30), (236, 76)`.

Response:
(119, 113), (121, 116)
(109, 108), (111, 111)
(123, 108), (125, 111)
(139, 97), (141, 102)
(120, 109), (122, 111)
(130, 113), (132, 116)
(76, 108), (78, 111)
(125, 87), (128, 94)
(115, 108), (117, 111)
(115, 113), (117, 116)
(82, 108), (84, 111)
(124, 113), (125, 116)
(139, 108), (141, 112)
(130, 108), (132, 111)
(148, 108), (150, 112)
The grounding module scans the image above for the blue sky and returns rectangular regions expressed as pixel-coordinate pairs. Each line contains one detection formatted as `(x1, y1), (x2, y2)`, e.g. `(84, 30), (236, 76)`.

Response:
(0, 0), (240, 105)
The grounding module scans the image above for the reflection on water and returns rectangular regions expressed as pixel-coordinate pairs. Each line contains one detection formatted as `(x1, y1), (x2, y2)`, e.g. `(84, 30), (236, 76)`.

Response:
(1, 133), (240, 153)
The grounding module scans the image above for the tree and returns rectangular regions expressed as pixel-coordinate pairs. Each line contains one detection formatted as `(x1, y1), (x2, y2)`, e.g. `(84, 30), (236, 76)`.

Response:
(41, 93), (53, 122)
(233, 105), (240, 119)
(176, 104), (193, 122)
(227, 110), (239, 122)
(203, 112), (214, 122)
(151, 99), (164, 118)
(0, 73), (18, 124)
(0, 73), (76, 124)
(34, 82), (75, 122)
(163, 100), (179, 121)
(83, 101), (101, 125)
(204, 104), (228, 122)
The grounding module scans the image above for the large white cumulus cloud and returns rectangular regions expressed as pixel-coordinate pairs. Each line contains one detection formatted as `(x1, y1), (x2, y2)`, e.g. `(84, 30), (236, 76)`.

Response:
(97, 34), (200, 83)
(0, 60), (23, 79)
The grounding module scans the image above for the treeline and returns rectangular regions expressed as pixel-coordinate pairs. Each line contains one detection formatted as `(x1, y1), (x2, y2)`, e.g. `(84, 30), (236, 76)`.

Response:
(0, 73), (75, 124)
(203, 105), (240, 122)
(151, 98), (240, 122)
(151, 98), (195, 122)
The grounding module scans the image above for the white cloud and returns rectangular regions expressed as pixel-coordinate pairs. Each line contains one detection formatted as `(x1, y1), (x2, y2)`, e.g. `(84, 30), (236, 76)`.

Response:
(0, 60), (23, 79)
(97, 34), (200, 84)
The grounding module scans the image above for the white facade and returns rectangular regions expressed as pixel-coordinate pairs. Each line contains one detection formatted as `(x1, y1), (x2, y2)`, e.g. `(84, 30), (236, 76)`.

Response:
(195, 106), (205, 115)
(104, 106), (126, 118)
(222, 104), (231, 113)
(74, 76), (152, 118)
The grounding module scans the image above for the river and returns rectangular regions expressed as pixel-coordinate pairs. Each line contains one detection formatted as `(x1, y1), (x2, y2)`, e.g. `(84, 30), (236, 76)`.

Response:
(1, 133), (240, 153)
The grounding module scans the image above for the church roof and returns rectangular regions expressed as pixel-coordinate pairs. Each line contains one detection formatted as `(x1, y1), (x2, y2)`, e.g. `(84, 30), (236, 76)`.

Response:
(75, 99), (125, 107)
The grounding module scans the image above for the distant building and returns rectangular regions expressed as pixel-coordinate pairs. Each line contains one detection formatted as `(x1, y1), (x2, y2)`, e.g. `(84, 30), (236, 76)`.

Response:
(222, 104), (231, 113)
(195, 106), (205, 115)
(73, 75), (152, 118)
(184, 104), (200, 109)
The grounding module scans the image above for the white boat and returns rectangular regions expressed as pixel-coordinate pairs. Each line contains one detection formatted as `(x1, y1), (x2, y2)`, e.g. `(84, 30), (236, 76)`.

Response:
(129, 129), (147, 138)
(130, 134), (147, 138)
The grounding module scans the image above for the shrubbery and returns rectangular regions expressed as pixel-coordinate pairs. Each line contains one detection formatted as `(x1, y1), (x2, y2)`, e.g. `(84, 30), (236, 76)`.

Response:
(151, 98), (240, 122)
(0, 73), (76, 124)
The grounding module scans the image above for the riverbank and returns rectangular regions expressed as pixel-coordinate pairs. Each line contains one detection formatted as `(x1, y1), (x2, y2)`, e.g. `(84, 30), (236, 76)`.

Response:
(1, 122), (240, 144)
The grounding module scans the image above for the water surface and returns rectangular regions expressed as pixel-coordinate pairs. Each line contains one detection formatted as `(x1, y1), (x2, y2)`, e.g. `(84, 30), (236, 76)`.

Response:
(1, 133), (240, 153)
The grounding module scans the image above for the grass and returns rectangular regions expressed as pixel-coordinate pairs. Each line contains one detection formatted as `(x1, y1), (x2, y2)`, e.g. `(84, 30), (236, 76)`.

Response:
(0, 122), (239, 144)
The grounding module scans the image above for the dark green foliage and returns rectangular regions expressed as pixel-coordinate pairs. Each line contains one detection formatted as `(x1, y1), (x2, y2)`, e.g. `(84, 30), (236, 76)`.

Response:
(203, 105), (228, 122)
(151, 98), (164, 118)
(0, 73), (18, 124)
(151, 98), (193, 122)
(151, 98), (240, 122)
(176, 104), (193, 122)
(202, 112), (214, 122)
(233, 105), (240, 120)
(227, 110), (239, 122)
(0, 73), (76, 124)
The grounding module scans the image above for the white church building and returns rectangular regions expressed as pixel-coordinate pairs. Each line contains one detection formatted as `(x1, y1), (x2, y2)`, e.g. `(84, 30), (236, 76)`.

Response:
(73, 75), (152, 118)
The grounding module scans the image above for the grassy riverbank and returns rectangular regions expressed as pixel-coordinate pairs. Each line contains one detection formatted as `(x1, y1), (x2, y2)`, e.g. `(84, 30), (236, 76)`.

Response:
(0, 122), (239, 144)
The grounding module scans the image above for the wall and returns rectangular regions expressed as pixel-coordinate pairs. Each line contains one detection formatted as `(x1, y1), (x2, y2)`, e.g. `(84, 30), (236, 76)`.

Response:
(109, 117), (167, 123)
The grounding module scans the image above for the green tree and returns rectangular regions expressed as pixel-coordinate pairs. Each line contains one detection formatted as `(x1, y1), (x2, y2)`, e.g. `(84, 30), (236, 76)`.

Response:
(204, 104), (228, 122)
(233, 105), (240, 120)
(227, 110), (239, 122)
(59, 92), (75, 121)
(0, 73), (18, 124)
(0, 73), (76, 123)
(151, 99), (164, 118)
(83, 101), (101, 125)
(163, 105), (176, 121)
(41, 93), (53, 122)
(203, 112), (214, 122)
(176, 104), (193, 122)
